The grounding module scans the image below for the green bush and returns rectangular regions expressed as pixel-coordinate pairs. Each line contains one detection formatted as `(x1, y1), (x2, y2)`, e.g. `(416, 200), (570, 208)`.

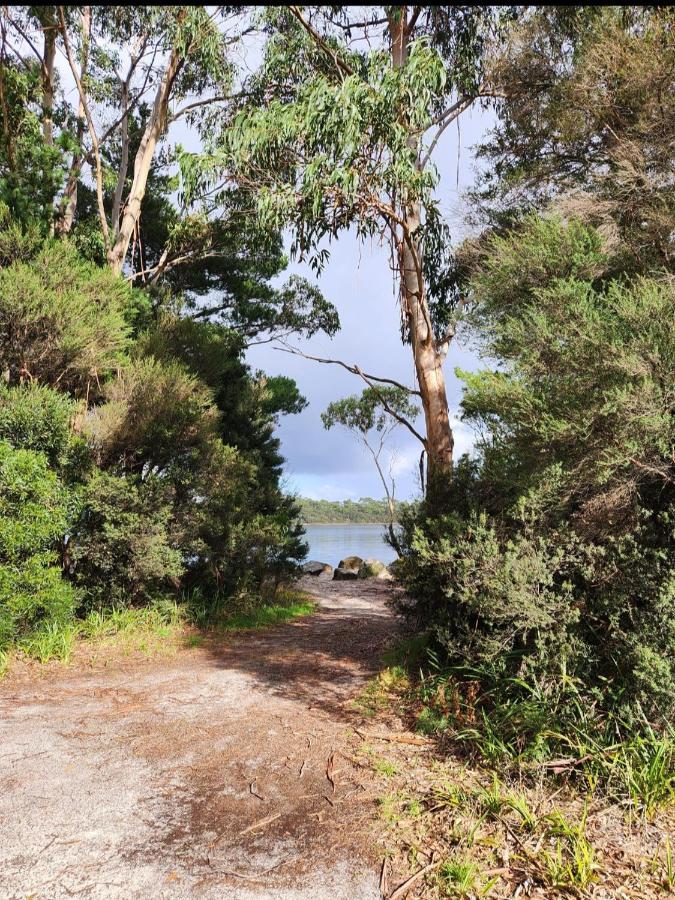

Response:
(0, 441), (76, 655)
(70, 471), (184, 610)
(0, 383), (90, 479)
(399, 217), (675, 727)
(0, 241), (133, 396)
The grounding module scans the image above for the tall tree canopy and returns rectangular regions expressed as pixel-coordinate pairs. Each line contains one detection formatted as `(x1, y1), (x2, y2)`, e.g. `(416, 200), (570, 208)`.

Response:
(0, 5), (338, 345)
(181, 5), (511, 501)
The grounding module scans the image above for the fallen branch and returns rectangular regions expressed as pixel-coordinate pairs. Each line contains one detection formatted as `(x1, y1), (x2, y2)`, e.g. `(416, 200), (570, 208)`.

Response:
(249, 780), (265, 801)
(326, 751), (336, 794)
(355, 729), (432, 747)
(388, 857), (439, 900)
(239, 812), (280, 836)
(380, 856), (390, 897)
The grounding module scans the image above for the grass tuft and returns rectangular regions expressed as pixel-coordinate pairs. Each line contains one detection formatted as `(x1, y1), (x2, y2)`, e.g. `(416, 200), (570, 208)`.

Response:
(217, 598), (316, 631)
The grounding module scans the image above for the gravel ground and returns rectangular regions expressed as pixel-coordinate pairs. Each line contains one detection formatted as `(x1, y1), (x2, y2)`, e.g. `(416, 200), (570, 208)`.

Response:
(0, 577), (401, 900)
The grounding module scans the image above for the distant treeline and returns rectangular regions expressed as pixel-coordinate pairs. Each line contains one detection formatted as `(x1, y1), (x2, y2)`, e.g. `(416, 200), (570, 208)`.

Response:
(298, 497), (413, 524)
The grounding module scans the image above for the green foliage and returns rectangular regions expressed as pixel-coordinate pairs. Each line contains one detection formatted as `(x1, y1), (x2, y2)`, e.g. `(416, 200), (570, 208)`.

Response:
(0, 383), (87, 475)
(0, 442), (76, 655)
(84, 355), (219, 477)
(298, 497), (413, 524)
(0, 61), (70, 231)
(321, 386), (418, 435)
(186, 34), (443, 270)
(473, 7), (674, 275)
(70, 471), (184, 610)
(180, 7), (493, 337)
(0, 242), (133, 396)
(400, 211), (675, 729)
(401, 512), (582, 676)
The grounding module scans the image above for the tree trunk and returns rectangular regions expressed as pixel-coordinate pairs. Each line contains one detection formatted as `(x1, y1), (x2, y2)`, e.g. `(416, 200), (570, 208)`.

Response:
(389, 7), (454, 494)
(57, 6), (90, 235)
(111, 76), (130, 238)
(41, 16), (56, 146)
(107, 49), (183, 275)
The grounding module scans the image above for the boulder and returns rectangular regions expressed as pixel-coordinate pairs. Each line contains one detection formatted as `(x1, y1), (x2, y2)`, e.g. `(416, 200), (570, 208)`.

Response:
(333, 555), (363, 581)
(333, 566), (359, 580)
(337, 555), (363, 573)
(302, 560), (333, 579)
(358, 558), (386, 579)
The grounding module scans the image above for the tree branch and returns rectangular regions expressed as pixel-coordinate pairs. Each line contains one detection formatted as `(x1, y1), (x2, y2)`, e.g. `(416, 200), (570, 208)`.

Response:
(288, 5), (354, 78)
(4, 12), (48, 75)
(58, 6), (110, 251)
(169, 93), (232, 123)
(420, 95), (475, 170)
(406, 6), (423, 35)
(276, 344), (422, 397)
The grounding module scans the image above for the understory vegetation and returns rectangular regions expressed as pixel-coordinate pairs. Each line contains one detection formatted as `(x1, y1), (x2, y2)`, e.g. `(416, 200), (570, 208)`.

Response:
(0, 223), (323, 667)
(0, 6), (346, 670)
(376, 10), (675, 890)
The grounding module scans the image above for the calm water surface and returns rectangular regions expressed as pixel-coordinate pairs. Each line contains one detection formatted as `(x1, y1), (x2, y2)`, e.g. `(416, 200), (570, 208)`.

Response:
(302, 523), (398, 567)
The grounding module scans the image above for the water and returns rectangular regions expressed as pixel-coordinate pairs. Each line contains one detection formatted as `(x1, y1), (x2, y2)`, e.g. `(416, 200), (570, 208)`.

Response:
(302, 523), (398, 567)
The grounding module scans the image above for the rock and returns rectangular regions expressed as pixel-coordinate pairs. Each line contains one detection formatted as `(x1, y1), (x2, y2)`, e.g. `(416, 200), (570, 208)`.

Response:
(302, 560), (333, 578)
(333, 555), (363, 581)
(375, 566), (394, 581)
(333, 566), (359, 580)
(357, 558), (386, 579)
(337, 555), (363, 572)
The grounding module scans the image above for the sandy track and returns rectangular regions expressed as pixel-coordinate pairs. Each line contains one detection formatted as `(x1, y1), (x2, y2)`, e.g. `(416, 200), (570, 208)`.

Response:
(0, 578), (400, 900)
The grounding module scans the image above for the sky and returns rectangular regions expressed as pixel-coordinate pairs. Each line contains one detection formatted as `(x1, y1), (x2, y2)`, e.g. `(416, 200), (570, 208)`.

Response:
(246, 102), (496, 502)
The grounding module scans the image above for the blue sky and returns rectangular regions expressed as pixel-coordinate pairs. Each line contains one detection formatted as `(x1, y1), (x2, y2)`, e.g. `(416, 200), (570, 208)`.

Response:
(246, 103), (496, 501)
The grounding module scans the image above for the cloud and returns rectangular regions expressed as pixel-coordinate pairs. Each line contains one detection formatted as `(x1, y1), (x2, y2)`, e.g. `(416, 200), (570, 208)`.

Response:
(245, 104), (493, 500)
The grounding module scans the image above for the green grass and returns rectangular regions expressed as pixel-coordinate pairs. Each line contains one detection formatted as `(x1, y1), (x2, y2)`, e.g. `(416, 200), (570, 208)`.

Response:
(216, 598), (315, 631)
(372, 756), (401, 777)
(436, 857), (497, 898)
(17, 620), (76, 663)
(408, 659), (675, 817)
(1, 589), (317, 675)
(650, 836), (674, 892)
(378, 791), (425, 827)
(77, 600), (186, 641)
(539, 828), (600, 890)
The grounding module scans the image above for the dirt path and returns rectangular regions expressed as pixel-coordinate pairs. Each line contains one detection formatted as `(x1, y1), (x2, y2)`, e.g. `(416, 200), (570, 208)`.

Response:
(0, 578), (401, 900)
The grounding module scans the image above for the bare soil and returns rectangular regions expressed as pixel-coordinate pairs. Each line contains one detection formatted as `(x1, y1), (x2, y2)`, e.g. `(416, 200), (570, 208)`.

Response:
(0, 578), (402, 900)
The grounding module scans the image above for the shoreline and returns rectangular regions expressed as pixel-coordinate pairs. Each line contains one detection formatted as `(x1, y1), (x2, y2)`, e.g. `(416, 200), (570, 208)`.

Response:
(301, 521), (395, 526)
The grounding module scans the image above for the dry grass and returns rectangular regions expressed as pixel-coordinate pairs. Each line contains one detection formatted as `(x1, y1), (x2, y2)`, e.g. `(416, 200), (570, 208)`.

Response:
(352, 665), (675, 899)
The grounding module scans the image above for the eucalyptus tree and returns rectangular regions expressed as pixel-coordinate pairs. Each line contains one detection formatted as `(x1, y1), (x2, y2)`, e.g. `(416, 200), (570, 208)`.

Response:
(0, 6), (233, 270)
(0, 6), (337, 346)
(182, 5), (506, 501)
(321, 387), (420, 553)
(468, 6), (675, 277)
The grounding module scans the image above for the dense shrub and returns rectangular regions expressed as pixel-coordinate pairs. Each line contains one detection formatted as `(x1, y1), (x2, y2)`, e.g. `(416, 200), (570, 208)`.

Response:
(399, 217), (675, 726)
(0, 242), (133, 396)
(0, 442), (76, 653)
(0, 383), (90, 478)
(70, 471), (184, 610)
(83, 356), (219, 477)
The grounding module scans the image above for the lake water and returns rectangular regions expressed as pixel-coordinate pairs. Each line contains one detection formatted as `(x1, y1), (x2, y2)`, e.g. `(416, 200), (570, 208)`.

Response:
(302, 523), (399, 567)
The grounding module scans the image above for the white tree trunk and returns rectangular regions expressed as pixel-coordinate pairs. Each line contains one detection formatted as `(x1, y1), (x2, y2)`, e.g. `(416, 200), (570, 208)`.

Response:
(58, 6), (91, 235)
(108, 49), (183, 275)
(389, 8), (454, 488)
